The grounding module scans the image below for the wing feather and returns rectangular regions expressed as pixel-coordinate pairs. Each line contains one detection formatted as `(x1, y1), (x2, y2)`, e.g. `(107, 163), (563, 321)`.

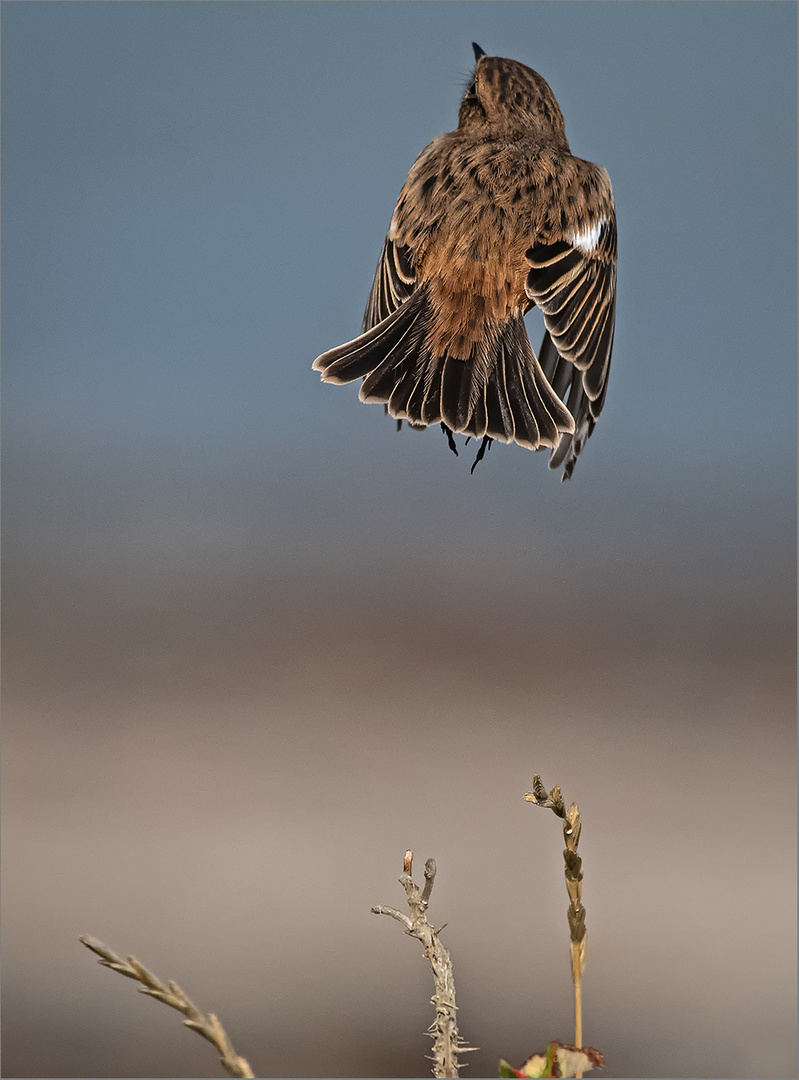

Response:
(525, 209), (617, 476)
(363, 237), (417, 332)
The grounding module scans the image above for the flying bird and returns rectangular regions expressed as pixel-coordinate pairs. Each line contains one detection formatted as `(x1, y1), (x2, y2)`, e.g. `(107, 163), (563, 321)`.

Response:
(313, 43), (616, 479)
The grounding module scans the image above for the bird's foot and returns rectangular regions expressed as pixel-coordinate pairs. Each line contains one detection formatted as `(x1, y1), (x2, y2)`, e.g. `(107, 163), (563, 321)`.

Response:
(441, 422), (459, 457)
(470, 435), (493, 474)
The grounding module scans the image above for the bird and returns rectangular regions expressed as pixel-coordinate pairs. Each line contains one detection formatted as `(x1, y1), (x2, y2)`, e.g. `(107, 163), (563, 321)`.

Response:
(313, 43), (616, 479)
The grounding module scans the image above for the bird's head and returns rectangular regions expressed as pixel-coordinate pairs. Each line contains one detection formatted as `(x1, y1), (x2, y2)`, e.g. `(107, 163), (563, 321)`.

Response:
(459, 43), (569, 149)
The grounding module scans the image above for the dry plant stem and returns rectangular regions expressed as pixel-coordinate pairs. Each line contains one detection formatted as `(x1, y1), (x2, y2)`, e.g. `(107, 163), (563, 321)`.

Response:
(372, 853), (476, 1079)
(523, 777), (586, 1076)
(79, 935), (254, 1079)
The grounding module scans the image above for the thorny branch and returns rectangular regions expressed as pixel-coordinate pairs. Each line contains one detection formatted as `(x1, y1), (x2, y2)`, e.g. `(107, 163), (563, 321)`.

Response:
(372, 851), (477, 1079)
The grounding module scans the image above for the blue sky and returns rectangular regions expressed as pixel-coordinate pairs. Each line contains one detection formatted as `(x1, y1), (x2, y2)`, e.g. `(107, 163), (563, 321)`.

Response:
(4, 3), (796, 534)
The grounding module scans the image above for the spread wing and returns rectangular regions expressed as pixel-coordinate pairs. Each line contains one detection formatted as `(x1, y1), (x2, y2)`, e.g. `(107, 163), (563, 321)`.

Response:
(525, 213), (617, 479)
(362, 236), (417, 332)
(360, 236), (420, 428)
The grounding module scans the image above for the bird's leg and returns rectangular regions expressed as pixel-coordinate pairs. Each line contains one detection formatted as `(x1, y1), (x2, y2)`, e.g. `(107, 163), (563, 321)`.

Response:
(470, 435), (493, 474)
(440, 422), (459, 457)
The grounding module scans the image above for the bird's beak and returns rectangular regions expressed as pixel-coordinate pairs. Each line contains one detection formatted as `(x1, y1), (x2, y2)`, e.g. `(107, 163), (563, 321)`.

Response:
(472, 42), (486, 62)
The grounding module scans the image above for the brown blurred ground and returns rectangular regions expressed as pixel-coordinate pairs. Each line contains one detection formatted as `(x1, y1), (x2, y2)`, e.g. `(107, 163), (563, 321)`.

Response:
(2, 547), (795, 1078)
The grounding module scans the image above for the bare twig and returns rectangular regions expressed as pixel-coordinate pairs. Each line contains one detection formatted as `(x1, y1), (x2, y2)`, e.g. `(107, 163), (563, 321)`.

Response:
(372, 852), (477, 1078)
(79, 935), (254, 1079)
(524, 777), (587, 1075)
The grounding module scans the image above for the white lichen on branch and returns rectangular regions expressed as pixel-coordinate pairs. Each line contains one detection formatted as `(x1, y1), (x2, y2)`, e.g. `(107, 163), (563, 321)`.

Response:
(372, 851), (477, 1079)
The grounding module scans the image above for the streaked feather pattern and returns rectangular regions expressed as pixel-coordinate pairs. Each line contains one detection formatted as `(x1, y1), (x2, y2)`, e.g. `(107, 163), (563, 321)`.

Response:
(313, 46), (618, 479)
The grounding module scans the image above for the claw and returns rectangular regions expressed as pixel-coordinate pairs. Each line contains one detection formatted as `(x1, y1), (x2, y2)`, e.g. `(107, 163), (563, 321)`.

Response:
(440, 422), (459, 456)
(470, 435), (493, 474)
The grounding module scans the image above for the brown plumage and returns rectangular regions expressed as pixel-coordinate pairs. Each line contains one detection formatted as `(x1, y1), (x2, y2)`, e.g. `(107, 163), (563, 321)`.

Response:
(313, 44), (617, 479)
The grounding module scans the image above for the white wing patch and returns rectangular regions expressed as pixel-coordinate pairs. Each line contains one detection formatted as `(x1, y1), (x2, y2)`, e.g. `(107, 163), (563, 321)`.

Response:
(568, 218), (607, 254)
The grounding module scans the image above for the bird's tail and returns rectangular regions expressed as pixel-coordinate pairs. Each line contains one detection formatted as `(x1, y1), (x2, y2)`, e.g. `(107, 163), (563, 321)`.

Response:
(313, 285), (575, 451)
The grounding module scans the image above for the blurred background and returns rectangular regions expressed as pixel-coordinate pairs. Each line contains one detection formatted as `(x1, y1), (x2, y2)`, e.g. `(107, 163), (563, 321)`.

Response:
(2, 3), (796, 1078)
